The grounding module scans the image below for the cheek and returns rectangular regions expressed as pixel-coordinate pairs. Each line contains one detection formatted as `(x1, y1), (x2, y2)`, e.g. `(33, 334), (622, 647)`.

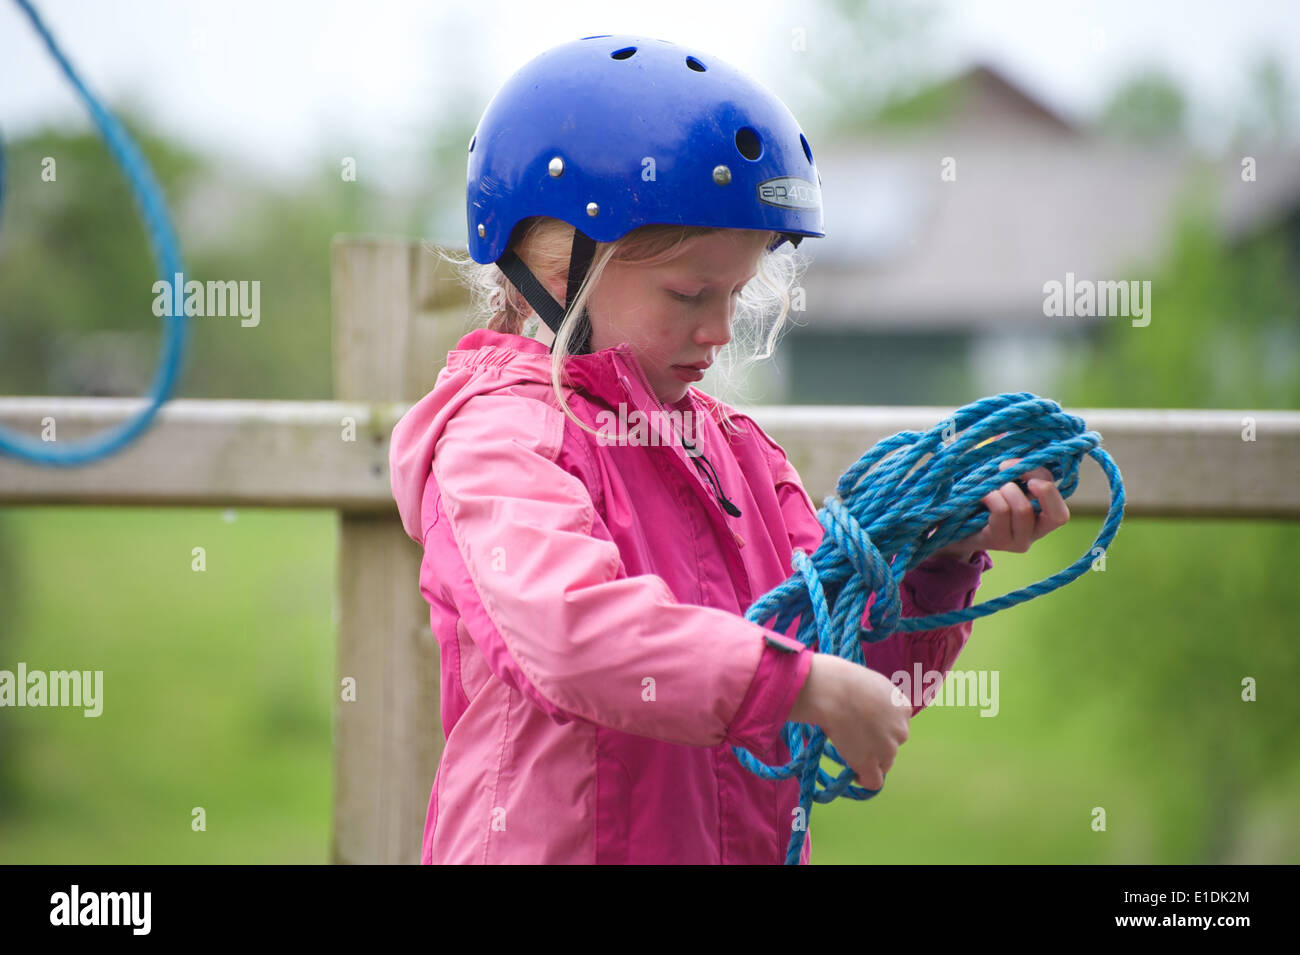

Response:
(652, 310), (685, 345)
(626, 315), (677, 357)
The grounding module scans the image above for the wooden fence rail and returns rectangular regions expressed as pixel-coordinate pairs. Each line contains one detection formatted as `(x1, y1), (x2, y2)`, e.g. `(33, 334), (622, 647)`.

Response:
(2, 398), (1298, 518)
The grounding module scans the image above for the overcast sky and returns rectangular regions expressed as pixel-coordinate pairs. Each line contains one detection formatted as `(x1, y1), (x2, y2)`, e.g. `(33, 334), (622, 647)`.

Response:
(3, 0), (1299, 186)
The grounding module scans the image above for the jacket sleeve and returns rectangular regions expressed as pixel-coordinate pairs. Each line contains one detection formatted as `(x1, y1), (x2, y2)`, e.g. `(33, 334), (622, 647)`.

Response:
(762, 428), (992, 716)
(429, 392), (813, 754)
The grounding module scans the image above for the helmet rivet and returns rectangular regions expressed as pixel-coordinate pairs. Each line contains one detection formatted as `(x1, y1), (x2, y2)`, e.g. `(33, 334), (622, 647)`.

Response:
(548, 157), (564, 177)
(477, 224), (486, 238)
(713, 164), (732, 186)
(586, 202), (600, 217)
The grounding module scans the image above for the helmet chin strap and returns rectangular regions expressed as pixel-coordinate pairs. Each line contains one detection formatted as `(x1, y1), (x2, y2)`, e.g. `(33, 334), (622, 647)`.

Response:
(496, 229), (597, 355)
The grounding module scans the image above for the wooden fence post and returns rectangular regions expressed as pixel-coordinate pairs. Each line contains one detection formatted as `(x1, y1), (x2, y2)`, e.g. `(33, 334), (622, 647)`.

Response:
(330, 236), (468, 863)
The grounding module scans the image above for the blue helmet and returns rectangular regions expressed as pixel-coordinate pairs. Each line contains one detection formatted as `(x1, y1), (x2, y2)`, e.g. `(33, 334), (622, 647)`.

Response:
(466, 34), (825, 354)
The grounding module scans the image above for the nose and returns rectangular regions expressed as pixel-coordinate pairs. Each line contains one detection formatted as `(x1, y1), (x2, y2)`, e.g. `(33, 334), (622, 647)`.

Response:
(693, 299), (734, 349)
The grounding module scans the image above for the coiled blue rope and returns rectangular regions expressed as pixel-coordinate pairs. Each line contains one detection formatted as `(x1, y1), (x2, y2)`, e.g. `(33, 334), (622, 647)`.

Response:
(0, 0), (188, 466)
(732, 392), (1126, 864)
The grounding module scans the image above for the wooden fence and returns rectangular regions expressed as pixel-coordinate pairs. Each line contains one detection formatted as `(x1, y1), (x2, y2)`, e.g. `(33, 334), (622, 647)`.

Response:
(1, 235), (1297, 862)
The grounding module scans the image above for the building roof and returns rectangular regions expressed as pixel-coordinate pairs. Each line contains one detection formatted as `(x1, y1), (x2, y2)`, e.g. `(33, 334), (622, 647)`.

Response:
(801, 65), (1300, 331)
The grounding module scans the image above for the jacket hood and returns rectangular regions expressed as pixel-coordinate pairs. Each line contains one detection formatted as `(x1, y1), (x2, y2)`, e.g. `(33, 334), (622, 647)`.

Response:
(389, 327), (697, 543)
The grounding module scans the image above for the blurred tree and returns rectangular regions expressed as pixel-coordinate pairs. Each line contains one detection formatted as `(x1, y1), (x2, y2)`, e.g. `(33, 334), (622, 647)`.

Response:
(773, 0), (939, 139)
(1100, 70), (1188, 142)
(1037, 182), (1300, 861)
(1058, 183), (1300, 411)
(0, 111), (411, 400)
(0, 121), (200, 394)
(1232, 51), (1294, 146)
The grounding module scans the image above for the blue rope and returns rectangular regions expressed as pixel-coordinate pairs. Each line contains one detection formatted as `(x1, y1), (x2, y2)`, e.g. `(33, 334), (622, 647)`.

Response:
(732, 392), (1126, 864)
(0, 0), (188, 466)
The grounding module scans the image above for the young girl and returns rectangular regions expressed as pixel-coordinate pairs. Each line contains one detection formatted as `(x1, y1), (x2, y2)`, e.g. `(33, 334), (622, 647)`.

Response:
(389, 34), (1069, 864)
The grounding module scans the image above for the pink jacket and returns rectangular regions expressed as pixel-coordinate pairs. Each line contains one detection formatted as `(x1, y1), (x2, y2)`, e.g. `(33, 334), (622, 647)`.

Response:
(389, 327), (993, 864)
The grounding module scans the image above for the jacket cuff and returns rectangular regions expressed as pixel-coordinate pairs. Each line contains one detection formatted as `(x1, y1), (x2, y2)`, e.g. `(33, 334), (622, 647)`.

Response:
(903, 549), (994, 615)
(723, 632), (813, 757)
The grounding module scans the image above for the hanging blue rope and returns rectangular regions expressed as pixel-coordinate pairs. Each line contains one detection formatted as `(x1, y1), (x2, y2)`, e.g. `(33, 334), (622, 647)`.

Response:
(0, 0), (188, 466)
(733, 392), (1126, 864)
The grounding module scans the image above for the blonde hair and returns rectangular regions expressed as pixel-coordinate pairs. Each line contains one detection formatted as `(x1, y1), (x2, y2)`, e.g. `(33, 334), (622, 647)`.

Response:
(433, 217), (808, 438)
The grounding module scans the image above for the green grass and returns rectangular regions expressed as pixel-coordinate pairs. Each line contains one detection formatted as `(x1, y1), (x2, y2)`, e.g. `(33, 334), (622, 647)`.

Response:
(808, 516), (1300, 864)
(0, 507), (1296, 864)
(0, 507), (336, 863)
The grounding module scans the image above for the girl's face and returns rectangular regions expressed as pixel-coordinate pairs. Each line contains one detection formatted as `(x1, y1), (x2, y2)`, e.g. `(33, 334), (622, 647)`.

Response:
(584, 229), (771, 405)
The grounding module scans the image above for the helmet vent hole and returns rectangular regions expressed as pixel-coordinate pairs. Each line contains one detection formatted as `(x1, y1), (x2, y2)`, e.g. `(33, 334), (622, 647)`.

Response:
(468, 135), (476, 153)
(686, 56), (707, 72)
(800, 133), (814, 164)
(581, 34), (611, 40)
(611, 46), (637, 60)
(735, 126), (762, 161)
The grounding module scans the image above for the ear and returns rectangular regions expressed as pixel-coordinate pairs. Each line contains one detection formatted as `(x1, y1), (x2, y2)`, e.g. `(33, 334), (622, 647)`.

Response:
(546, 275), (568, 305)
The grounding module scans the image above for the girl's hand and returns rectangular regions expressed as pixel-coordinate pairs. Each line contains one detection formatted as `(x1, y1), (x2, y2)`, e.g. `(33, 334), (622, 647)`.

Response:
(930, 457), (1071, 561)
(787, 654), (911, 791)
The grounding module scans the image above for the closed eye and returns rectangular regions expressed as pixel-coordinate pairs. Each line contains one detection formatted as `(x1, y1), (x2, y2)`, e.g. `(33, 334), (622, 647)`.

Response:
(668, 285), (748, 303)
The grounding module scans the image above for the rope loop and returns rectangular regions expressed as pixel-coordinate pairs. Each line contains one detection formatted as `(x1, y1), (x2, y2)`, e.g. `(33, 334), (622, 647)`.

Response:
(0, 0), (189, 467)
(732, 392), (1126, 864)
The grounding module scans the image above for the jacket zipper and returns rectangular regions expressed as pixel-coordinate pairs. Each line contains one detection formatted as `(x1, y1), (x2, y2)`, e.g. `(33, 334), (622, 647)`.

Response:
(616, 352), (743, 520)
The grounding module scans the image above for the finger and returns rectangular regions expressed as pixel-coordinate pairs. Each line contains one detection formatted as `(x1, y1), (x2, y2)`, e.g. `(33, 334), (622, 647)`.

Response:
(983, 487), (1009, 546)
(1000, 482), (1035, 550)
(1017, 467), (1052, 510)
(1029, 478), (1070, 532)
(970, 527), (991, 551)
(1004, 463), (1048, 491)
(997, 458), (1041, 507)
